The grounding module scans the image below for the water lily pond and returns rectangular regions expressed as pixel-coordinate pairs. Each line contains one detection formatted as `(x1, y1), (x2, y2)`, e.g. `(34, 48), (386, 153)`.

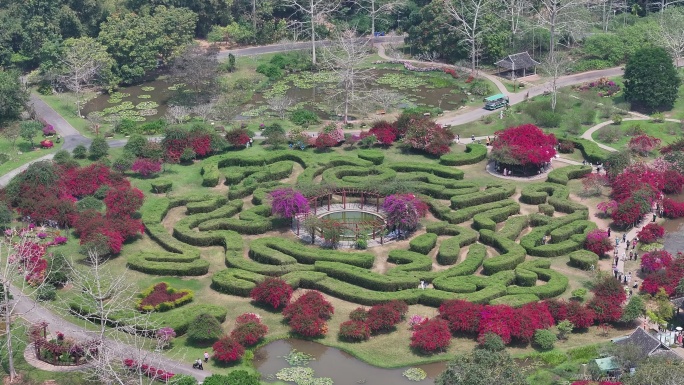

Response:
(81, 79), (177, 123)
(254, 339), (446, 385)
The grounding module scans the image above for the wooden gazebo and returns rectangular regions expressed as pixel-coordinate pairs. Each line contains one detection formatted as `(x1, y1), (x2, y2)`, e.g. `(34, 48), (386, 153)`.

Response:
(495, 52), (540, 78)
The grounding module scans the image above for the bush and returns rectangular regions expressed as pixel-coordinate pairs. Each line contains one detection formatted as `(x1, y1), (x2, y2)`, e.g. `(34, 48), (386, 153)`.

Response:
(168, 374), (198, 385)
(187, 313), (224, 343)
(409, 233), (438, 254)
(366, 303), (401, 333)
(289, 109), (319, 126)
(349, 307), (368, 321)
(256, 63), (283, 80)
(212, 336), (245, 363)
(339, 320), (370, 341)
(534, 329), (557, 350)
(637, 223), (664, 244)
(89, 137), (110, 160)
(151, 180), (173, 194)
(136, 282), (193, 312)
(249, 277), (293, 310)
(357, 149), (384, 165)
(230, 315), (268, 346)
(439, 144), (487, 166)
(410, 318), (451, 353)
(76, 196), (104, 212)
(283, 291), (334, 321)
(569, 250), (599, 270)
(36, 285), (57, 301)
(73, 145), (87, 159)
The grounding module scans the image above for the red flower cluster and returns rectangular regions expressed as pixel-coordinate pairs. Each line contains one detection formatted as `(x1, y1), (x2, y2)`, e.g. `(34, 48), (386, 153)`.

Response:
(368, 121), (399, 146)
(12, 241), (48, 285)
(439, 300), (554, 344)
(131, 158), (162, 177)
(284, 291), (334, 337)
(587, 277), (625, 323)
(123, 359), (175, 381)
(491, 124), (557, 167)
(230, 313), (268, 346)
(161, 127), (215, 162)
(213, 336), (245, 363)
(544, 299), (596, 329)
(249, 277), (293, 310)
(443, 68), (459, 78)
(637, 223), (665, 244)
(584, 229), (613, 256)
(339, 320), (371, 341)
(225, 128), (251, 147)
(137, 283), (188, 310)
(402, 116), (455, 155)
(269, 188), (309, 219)
(338, 301), (408, 340)
(628, 134), (661, 156)
(642, 252), (684, 296)
(641, 250), (674, 273)
(410, 318), (451, 353)
(663, 197), (684, 218)
(40, 140), (54, 149)
(314, 133), (339, 149)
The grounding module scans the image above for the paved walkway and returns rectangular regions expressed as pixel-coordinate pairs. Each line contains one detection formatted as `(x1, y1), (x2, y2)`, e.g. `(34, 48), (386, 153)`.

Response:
(581, 117), (682, 153)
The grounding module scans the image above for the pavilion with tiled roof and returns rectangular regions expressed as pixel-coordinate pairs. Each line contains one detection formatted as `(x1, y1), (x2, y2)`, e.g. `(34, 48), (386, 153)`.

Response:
(495, 52), (540, 78)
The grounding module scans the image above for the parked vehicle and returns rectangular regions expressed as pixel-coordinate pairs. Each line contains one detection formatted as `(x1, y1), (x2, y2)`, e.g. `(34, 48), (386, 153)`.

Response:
(483, 93), (509, 110)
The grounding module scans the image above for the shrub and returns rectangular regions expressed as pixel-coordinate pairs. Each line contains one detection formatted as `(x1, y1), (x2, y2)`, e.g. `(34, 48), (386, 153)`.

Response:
(37, 285), (57, 301)
(559, 140), (575, 154)
(663, 198), (684, 218)
(288, 311), (328, 337)
(637, 223), (665, 244)
(366, 303), (401, 333)
(89, 137), (110, 160)
(349, 307), (368, 321)
(168, 374), (197, 385)
(230, 315), (267, 346)
(225, 128), (251, 147)
(283, 291), (334, 321)
(339, 320), (370, 341)
(73, 145), (87, 159)
(479, 333), (505, 351)
(438, 299), (483, 334)
(76, 196), (104, 212)
(187, 313), (224, 343)
(132, 158), (162, 177)
(151, 180), (172, 194)
(212, 336), (245, 363)
(249, 277), (293, 310)
(289, 109), (319, 126)
(136, 282), (193, 312)
(584, 229), (613, 256)
(534, 329), (557, 350)
(124, 134), (148, 157)
(410, 318), (452, 353)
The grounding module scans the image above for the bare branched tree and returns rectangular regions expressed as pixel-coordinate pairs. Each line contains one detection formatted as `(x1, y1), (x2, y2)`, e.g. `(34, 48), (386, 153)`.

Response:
(590, 0), (628, 32)
(541, 53), (573, 111)
(285, 0), (342, 65)
(165, 106), (191, 125)
(1, 125), (21, 158)
(442, 0), (493, 73)
(0, 234), (53, 382)
(368, 89), (404, 112)
(170, 45), (220, 106)
(415, 51), (441, 62)
(320, 29), (373, 123)
(356, 0), (407, 38)
(653, 8), (684, 64)
(267, 96), (296, 119)
(498, 0), (532, 35)
(536, 0), (590, 57)
(191, 102), (216, 122)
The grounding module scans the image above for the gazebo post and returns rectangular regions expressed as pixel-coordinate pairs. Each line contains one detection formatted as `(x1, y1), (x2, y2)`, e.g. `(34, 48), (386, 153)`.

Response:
(343, 190), (346, 209)
(361, 192), (364, 210)
(376, 196), (379, 212)
(328, 193), (330, 211)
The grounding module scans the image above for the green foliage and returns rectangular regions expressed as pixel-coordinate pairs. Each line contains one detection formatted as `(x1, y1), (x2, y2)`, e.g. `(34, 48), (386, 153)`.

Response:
(151, 180), (173, 194)
(569, 250), (599, 271)
(187, 313), (224, 343)
(0, 202), (14, 228)
(168, 374), (198, 385)
(124, 134), (148, 157)
(556, 320), (574, 340)
(546, 165), (593, 186)
(72, 144), (87, 159)
(624, 46), (681, 111)
(256, 63), (283, 80)
(36, 285), (57, 301)
(436, 348), (526, 385)
(19, 121), (41, 147)
(534, 329), (557, 350)
(89, 137), (109, 160)
(357, 149), (384, 165)
(620, 295), (645, 323)
(439, 144), (487, 166)
(604, 150), (631, 178)
(409, 233), (438, 254)
(289, 109), (319, 126)
(76, 196), (104, 212)
(571, 288), (587, 301)
(0, 70), (29, 124)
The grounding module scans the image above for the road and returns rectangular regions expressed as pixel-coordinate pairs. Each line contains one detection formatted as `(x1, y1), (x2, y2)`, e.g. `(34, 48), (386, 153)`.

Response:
(217, 35), (404, 58)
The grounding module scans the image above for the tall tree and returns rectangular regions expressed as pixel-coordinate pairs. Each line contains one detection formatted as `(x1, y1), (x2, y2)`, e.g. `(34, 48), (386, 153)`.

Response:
(541, 52), (572, 111)
(443, 0), (493, 72)
(98, 6), (197, 84)
(654, 8), (684, 64)
(436, 342), (526, 385)
(536, 0), (589, 58)
(169, 44), (220, 106)
(58, 37), (116, 117)
(284, 0), (342, 65)
(125, 0), (232, 37)
(320, 29), (373, 123)
(0, 70), (29, 126)
(624, 46), (680, 111)
(356, 0), (407, 38)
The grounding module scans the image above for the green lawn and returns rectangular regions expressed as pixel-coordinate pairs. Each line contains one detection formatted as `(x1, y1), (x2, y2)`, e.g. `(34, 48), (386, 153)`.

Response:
(0, 136), (61, 177)
(592, 120), (682, 152)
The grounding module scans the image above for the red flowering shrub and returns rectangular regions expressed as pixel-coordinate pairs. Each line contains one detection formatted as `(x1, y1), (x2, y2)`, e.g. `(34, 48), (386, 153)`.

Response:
(131, 158), (162, 177)
(249, 277), (293, 310)
(438, 300), (483, 334)
(212, 336), (245, 363)
(637, 223), (665, 244)
(584, 229), (613, 256)
(338, 320), (370, 341)
(349, 307), (368, 321)
(663, 198), (684, 218)
(136, 282), (192, 311)
(225, 128), (251, 147)
(314, 133), (339, 149)
(610, 164), (662, 203)
(582, 173), (608, 196)
(559, 140), (575, 153)
(491, 124), (557, 168)
(401, 117), (455, 155)
(593, 276), (627, 303)
(511, 302), (555, 342)
(628, 135), (661, 156)
(385, 300), (409, 318)
(382, 194), (428, 234)
(12, 241), (48, 285)
(161, 128), (188, 163)
(611, 196), (649, 228)
(366, 303), (401, 333)
(641, 250), (674, 273)
(369, 121), (398, 146)
(544, 299), (568, 323)
(410, 318), (452, 353)
(565, 301), (596, 329)
(587, 296), (623, 323)
(283, 291), (334, 321)
(663, 169), (684, 194)
(62, 164), (117, 198)
(478, 305), (514, 344)
(40, 140), (54, 148)
(230, 315), (268, 346)
(288, 311), (328, 337)
(104, 186), (144, 219)
(443, 68), (459, 78)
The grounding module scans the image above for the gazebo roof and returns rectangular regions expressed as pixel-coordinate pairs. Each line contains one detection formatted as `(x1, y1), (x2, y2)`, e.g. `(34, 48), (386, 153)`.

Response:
(495, 52), (540, 70)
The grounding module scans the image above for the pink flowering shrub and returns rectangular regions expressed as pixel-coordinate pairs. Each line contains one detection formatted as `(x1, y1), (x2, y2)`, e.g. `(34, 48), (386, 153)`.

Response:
(382, 194), (428, 234)
(131, 158), (162, 177)
(269, 188), (309, 219)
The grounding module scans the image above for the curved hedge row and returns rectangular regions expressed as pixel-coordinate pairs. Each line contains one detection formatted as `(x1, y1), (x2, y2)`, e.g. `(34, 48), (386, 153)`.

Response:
(357, 149), (385, 165)
(450, 184), (515, 209)
(546, 165), (593, 186)
(249, 237), (375, 268)
(409, 233), (438, 254)
(479, 229), (527, 275)
(439, 144), (488, 166)
(472, 203), (521, 231)
(568, 250), (599, 270)
(506, 260), (569, 299)
(434, 227), (479, 265)
(321, 165), (397, 187)
(520, 183), (570, 205)
(387, 250), (433, 272)
(314, 261), (418, 291)
(569, 139), (610, 164)
(387, 162), (464, 179)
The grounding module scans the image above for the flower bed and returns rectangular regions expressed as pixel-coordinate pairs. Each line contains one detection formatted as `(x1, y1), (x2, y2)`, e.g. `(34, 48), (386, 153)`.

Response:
(30, 323), (96, 367)
(136, 282), (193, 312)
(573, 77), (620, 97)
(123, 358), (175, 382)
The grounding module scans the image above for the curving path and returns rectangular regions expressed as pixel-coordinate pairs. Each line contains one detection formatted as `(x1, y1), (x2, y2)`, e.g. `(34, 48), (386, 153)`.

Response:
(580, 117), (681, 153)
(1, 38), (673, 379)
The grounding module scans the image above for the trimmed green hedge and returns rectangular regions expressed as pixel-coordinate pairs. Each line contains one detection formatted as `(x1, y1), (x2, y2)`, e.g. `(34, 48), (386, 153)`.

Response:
(472, 204), (520, 231)
(520, 183), (570, 205)
(515, 267), (538, 286)
(434, 227), (479, 265)
(439, 144), (487, 166)
(387, 162), (464, 179)
(450, 184), (515, 209)
(498, 216), (528, 241)
(249, 237), (375, 268)
(506, 260), (569, 299)
(479, 229), (527, 275)
(422, 195), (519, 225)
(357, 149), (385, 165)
(409, 233), (438, 254)
(314, 261), (418, 291)
(321, 166), (397, 187)
(539, 204), (554, 216)
(151, 180), (172, 194)
(546, 165), (593, 186)
(387, 250), (433, 272)
(569, 139), (610, 164)
(489, 294), (540, 307)
(201, 164), (220, 187)
(568, 250), (599, 270)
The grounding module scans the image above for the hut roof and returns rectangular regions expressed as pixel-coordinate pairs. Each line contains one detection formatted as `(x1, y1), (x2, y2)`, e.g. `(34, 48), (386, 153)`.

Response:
(495, 52), (540, 70)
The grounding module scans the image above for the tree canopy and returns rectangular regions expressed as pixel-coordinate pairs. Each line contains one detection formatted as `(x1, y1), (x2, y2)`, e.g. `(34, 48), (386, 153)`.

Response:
(624, 46), (680, 111)
(490, 124), (557, 168)
(0, 70), (28, 125)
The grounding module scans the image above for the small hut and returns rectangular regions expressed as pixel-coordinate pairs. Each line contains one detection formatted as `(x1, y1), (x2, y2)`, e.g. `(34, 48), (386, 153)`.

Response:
(495, 52), (540, 79)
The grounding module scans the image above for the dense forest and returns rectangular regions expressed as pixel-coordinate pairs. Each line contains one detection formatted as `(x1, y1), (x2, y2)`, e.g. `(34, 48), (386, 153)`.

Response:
(1, 0), (683, 86)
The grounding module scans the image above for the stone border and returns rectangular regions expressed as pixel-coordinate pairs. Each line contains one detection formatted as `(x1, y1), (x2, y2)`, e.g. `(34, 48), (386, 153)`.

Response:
(485, 160), (553, 181)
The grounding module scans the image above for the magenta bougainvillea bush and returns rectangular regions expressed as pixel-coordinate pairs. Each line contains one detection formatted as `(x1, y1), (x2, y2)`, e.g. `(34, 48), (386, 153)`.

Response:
(269, 188), (309, 219)
(584, 229), (613, 256)
(382, 194), (427, 234)
(491, 124), (557, 168)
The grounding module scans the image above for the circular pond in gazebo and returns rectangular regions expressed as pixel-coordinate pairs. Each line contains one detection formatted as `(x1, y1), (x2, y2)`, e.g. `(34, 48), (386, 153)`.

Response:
(318, 210), (385, 238)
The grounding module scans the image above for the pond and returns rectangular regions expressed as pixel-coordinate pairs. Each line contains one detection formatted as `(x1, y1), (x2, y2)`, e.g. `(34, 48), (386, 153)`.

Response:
(81, 79), (177, 123)
(318, 211), (385, 238)
(663, 194), (684, 255)
(254, 339), (447, 385)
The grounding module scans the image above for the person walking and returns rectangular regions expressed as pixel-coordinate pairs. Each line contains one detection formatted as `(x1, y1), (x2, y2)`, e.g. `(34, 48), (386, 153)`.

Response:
(607, 228), (611, 237)
(204, 351), (209, 363)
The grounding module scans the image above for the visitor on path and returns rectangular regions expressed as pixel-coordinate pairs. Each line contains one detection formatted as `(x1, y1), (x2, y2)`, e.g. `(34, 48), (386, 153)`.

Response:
(193, 359), (203, 370)
(607, 228), (611, 237)
(456, 134), (460, 144)
(653, 213), (657, 222)
(204, 351), (209, 363)
(471, 134), (475, 142)
(622, 233), (627, 242)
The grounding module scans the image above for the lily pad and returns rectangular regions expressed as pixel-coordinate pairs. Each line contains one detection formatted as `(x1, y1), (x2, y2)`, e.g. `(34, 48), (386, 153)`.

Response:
(136, 101), (159, 110)
(276, 367), (314, 382)
(141, 86), (155, 91)
(403, 368), (427, 382)
(138, 94), (152, 99)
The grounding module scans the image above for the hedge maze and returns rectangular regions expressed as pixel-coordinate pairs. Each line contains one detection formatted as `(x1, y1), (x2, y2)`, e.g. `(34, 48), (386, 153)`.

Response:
(127, 150), (598, 308)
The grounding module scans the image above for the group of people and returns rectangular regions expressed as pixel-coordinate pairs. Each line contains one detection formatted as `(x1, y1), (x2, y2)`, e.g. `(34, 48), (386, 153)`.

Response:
(193, 352), (210, 370)
(612, 232), (640, 297)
